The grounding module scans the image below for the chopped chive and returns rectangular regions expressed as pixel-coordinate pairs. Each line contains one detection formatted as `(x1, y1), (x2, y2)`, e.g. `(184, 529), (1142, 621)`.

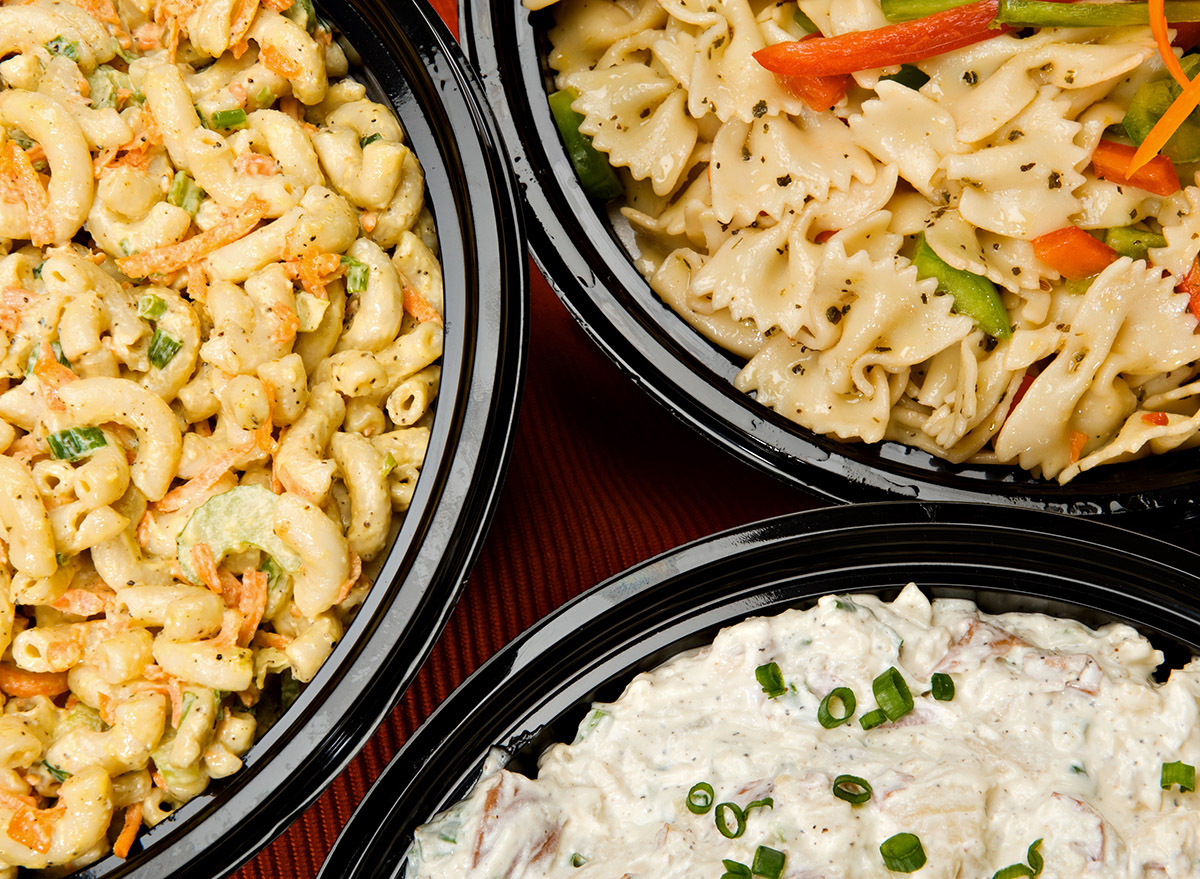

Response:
(42, 761), (70, 782)
(992, 838), (1044, 879)
(721, 860), (751, 879)
(341, 255), (370, 293)
(755, 662), (787, 698)
(880, 833), (926, 873)
(752, 846), (786, 879)
(138, 293), (168, 321)
(744, 797), (773, 817)
(714, 802), (746, 839)
(47, 427), (108, 461)
(873, 667), (914, 721)
(360, 132), (383, 148)
(1162, 760), (1196, 792)
(860, 707), (888, 730)
(209, 107), (248, 129)
(55, 552), (69, 567)
(832, 774), (873, 804)
(818, 686), (856, 728)
(930, 672), (955, 701)
(148, 328), (183, 368)
(686, 781), (714, 814)
(43, 35), (80, 61)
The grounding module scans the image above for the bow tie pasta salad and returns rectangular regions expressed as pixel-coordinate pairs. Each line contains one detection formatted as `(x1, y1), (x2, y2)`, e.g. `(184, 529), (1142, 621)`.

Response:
(0, 0), (443, 869)
(538, 0), (1200, 482)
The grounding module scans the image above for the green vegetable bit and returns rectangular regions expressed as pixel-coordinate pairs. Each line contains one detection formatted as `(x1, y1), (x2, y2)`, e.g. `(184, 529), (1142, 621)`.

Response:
(47, 427), (108, 462)
(880, 64), (931, 90)
(686, 781), (715, 814)
(569, 853), (588, 867)
(547, 89), (623, 201)
(341, 255), (370, 293)
(880, 832), (926, 873)
(1103, 226), (1168, 263)
(859, 707), (888, 730)
(793, 6), (820, 32)
(360, 133), (383, 148)
(998, 0), (1200, 27)
(138, 293), (168, 321)
(752, 846), (787, 879)
(930, 672), (955, 701)
(284, 0), (317, 30)
(43, 35), (80, 61)
(7, 129), (34, 150)
(818, 686), (856, 728)
(992, 838), (1044, 879)
(42, 761), (71, 783)
(1122, 54), (1200, 163)
(208, 107), (249, 130)
(755, 661), (788, 698)
(721, 860), (752, 879)
(1162, 760), (1196, 792)
(25, 340), (70, 375)
(873, 666), (914, 721)
(148, 328), (183, 368)
(881, 0), (972, 19)
(168, 171), (205, 215)
(86, 65), (140, 110)
(913, 232), (1012, 340)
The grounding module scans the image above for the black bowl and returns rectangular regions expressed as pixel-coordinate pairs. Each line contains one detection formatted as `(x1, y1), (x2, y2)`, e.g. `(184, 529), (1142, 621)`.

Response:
(318, 502), (1200, 878)
(461, 0), (1200, 519)
(78, 2), (528, 876)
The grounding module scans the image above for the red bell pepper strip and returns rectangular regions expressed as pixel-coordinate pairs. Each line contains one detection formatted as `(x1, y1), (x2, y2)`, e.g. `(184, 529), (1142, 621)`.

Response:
(1031, 226), (1119, 281)
(778, 72), (850, 111)
(753, 0), (1009, 77)
(1091, 139), (1181, 197)
(1142, 411), (1171, 425)
(1178, 255), (1200, 322)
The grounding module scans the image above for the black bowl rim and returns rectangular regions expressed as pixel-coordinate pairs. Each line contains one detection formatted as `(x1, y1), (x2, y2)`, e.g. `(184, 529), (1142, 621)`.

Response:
(461, 0), (1200, 519)
(77, 1), (528, 876)
(318, 501), (1200, 879)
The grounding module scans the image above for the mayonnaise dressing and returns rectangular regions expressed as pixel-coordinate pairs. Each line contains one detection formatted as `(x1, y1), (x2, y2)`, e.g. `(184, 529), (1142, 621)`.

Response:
(407, 585), (1200, 878)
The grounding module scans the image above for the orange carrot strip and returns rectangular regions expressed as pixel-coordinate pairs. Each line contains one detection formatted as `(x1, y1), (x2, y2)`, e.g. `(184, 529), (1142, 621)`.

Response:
(112, 802), (143, 859)
(1069, 430), (1088, 463)
(0, 791), (39, 811)
(0, 286), (32, 332)
(403, 285), (443, 326)
(237, 570), (268, 646)
(51, 589), (109, 617)
(187, 260), (208, 302)
(229, 0), (259, 53)
(261, 0), (292, 9)
(191, 543), (223, 593)
(1143, 411), (1171, 426)
(1031, 226), (1119, 281)
(262, 45), (303, 79)
(8, 806), (64, 854)
(118, 195), (268, 278)
(154, 440), (253, 513)
(335, 550), (362, 605)
(0, 664), (69, 699)
(1, 141), (53, 246)
(1129, 72), (1200, 176)
(235, 153), (277, 176)
(1152, 0), (1191, 89)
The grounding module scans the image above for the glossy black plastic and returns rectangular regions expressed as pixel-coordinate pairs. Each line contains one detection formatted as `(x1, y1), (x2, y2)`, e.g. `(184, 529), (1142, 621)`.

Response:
(77, 1), (528, 876)
(320, 502), (1200, 878)
(462, 0), (1200, 521)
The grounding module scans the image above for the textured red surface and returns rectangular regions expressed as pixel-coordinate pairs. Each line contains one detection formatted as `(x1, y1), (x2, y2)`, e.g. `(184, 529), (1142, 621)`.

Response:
(229, 4), (819, 875)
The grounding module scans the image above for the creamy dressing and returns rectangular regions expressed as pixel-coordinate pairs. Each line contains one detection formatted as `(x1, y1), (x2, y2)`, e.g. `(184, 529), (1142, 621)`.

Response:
(407, 585), (1200, 878)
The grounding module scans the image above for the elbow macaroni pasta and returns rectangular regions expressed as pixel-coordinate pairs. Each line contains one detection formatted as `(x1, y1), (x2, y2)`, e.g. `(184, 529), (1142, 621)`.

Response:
(0, 0), (444, 868)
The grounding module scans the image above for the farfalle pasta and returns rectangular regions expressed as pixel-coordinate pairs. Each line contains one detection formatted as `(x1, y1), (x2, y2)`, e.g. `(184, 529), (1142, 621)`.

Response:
(540, 0), (1200, 481)
(0, 0), (441, 870)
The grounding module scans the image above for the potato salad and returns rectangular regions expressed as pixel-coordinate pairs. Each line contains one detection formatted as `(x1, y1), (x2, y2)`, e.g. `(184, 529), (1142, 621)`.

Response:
(408, 585), (1200, 878)
(0, 0), (442, 869)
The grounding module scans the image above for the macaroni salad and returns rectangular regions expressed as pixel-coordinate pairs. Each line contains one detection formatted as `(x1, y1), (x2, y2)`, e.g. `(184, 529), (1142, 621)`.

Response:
(0, 0), (443, 869)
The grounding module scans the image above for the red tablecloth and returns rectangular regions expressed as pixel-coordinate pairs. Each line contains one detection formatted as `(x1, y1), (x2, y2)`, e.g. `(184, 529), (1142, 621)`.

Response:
(232, 4), (820, 874)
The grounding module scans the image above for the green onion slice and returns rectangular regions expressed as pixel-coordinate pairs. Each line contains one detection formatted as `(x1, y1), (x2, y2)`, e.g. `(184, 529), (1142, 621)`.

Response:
(992, 865), (1034, 879)
(1027, 839), (1043, 876)
(860, 708), (888, 730)
(255, 87), (275, 106)
(752, 846), (787, 879)
(818, 686), (856, 728)
(832, 774), (873, 804)
(744, 796), (773, 816)
(341, 255), (370, 293)
(991, 838), (1044, 879)
(44, 35), (80, 61)
(873, 666), (914, 721)
(47, 427), (108, 461)
(721, 860), (751, 879)
(148, 328), (183, 369)
(570, 853), (588, 867)
(1162, 760), (1196, 792)
(168, 171), (205, 215)
(381, 451), (398, 478)
(260, 556), (285, 591)
(209, 107), (248, 129)
(714, 801), (746, 839)
(930, 672), (954, 701)
(755, 661), (787, 698)
(880, 832), (926, 873)
(138, 293), (168, 321)
(360, 132), (383, 148)
(686, 781), (714, 814)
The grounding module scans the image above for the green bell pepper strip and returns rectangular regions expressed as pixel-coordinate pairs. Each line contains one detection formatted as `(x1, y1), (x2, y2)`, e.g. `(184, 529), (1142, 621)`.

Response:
(997, 0), (1200, 26)
(548, 89), (623, 201)
(913, 233), (1012, 340)
(1123, 54), (1200, 162)
(881, 0), (973, 21)
(879, 63), (931, 89)
(1103, 226), (1168, 261)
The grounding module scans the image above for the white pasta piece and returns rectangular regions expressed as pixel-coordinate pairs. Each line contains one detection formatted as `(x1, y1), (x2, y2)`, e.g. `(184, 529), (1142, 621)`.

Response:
(924, 209), (1045, 294)
(547, 0), (667, 77)
(1150, 186), (1200, 278)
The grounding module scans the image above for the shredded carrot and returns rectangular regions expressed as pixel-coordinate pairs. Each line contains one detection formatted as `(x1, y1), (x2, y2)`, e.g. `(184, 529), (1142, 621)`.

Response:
(192, 543), (223, 593)
(97, 691), (115, 725)
(252, 630), (291, 649)
(229, 0), (259, 53)
(136, 509), (157, 546)
(187, 260), (208, 302)
(237, 570), (268, 646)
(360, 211), (378, 233)
(113, 802), (143, 859)
(0, 791), (39, 812)
(279, 97), (305, 121)
(1069, 429), (1088, 463)
(73, 0), (132, 46)
(285, 248), (342, 298)
(1179, 255), (1200, 323)
(1129, 71), (1200, 176)
(1152, 0), (1191, 89)
(262, 45), (303, 79)
(132, 21), (163, 50)
(51, 589), (110, 617)
(256, 381), (277, 451)
(151, 771), (168, 790)
(7, 805), (64, 854)
(335, 550), (362, 605)
(235, 152), (277, 176)
(0, 286), (32, 333)
(33, 342), (77, 412)
(23, 144), (45, 167)
(261, 0), (291, 9)
(155, 440), (254, 513)
(92, 147), (117, 178)
(403, 285), (443, 326)
(118, 195), (268, 278)
(267, 300), (299, 346)
(0, 664), (70, 699)
(205, 609), (241, 648)
(0, 141), (53, 246)
(1142, 411), (1171, 426)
